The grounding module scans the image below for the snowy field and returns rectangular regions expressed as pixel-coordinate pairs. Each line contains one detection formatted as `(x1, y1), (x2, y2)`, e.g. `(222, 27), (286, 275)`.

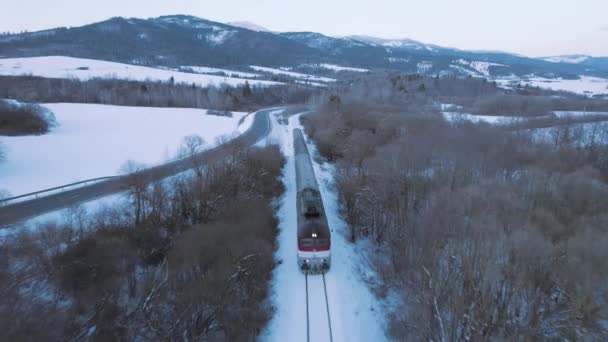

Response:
(442, 112), (528, 125)
(0, 56), (281, 87)
(180, 65), (261, 78)
(301, 64), (369, 73)
(495, 75), (608, 96)
(261, 112), (387, 342)
(0, 103), (250, 196)
(250, 65), (336, 83)
(455, 59), (507, 77)
(443, 110), (608, 126)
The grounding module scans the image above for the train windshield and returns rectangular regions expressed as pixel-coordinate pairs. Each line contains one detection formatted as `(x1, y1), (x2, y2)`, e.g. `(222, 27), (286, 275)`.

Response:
(300, 238), (314, 247)
(315, 238), (329, 247)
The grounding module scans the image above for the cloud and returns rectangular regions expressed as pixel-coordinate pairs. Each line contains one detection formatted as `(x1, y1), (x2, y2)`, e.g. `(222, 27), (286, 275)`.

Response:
(602, 26), (608, 32)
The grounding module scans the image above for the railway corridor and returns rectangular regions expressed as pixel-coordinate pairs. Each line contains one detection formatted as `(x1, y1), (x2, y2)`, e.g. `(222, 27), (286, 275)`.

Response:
(261, 112), (387, 342)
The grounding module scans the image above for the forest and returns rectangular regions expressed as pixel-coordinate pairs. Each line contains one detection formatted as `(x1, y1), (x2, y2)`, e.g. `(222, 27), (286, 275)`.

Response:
(1, 143), (285, 340)
(303, 74), (608, 340)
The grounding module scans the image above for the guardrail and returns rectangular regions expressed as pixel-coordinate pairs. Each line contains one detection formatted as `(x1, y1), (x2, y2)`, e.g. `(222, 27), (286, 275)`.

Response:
(0, 176), (118, 206)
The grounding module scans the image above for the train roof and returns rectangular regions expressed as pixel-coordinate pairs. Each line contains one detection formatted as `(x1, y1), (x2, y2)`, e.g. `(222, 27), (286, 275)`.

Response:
(297, 220), (330, 239)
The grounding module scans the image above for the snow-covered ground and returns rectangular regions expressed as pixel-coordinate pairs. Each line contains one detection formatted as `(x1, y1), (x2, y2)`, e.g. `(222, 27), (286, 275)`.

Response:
(441, 110), (608, 146)
(554, 111), (608, 119)
(443, 110), (608, 126)
(417, 61), (433, 74)
(0, 194), (126, 236)
(540, 55), (590, 64)
(250, 65), (336, 83)
(0, 103), (251, 196)
(455, 59), (507, 77)
(495, 75), (608, 96)
(306, 64), (368, 73)
(180, 65), (261, 78)
(529, 121), (608, 145)
(261, 112), (387, 341)
(0, 56), (281, 87)
(442, 112), (527, 125)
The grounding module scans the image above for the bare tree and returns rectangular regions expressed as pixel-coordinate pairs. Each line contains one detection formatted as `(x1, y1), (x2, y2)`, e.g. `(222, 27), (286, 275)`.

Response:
(179, 134), (207, 179)
(120, 160), (150, 225)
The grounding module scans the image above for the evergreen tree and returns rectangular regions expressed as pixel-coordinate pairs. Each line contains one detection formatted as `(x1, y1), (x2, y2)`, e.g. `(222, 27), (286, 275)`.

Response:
(242, 81), (252, 97)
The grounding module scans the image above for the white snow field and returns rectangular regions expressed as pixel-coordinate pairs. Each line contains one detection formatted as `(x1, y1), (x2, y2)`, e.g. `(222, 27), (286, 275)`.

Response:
(0, 103), (251, 197)
(180, 65), (261, 78)
(494, 75), (608, 96)
(0, 56), (281, 87)
(316, 64), (369, 73)
(261, 112), (387, 342)
(442, 112), (528, 125)
(443, 111), (608, 126)
(455, 59), (506, 77)
(250, 66), (336, 83)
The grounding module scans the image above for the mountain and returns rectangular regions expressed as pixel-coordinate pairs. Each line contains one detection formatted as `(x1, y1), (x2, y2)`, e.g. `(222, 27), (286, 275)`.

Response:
(539, 55), (608, 73)
(0, 15), (321, 67)
(0, 15), (606, 79)
(227, 21), (270, 32)
(541, 55), (591, 64)
(347, 35), (440, 52)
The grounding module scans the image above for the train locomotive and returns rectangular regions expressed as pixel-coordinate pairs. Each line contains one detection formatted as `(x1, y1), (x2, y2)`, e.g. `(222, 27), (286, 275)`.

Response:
(293, 128), (331, 273)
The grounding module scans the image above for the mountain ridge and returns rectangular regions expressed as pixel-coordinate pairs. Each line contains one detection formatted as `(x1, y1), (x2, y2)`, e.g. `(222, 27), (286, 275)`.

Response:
(0, 15), (606, 79)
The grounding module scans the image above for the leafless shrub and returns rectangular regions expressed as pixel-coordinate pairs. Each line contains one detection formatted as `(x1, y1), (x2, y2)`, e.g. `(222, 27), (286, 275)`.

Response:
(0, 144), (285, 340)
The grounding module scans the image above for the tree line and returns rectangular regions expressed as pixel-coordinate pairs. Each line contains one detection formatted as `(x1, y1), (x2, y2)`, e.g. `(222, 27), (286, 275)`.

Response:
(0, 75), (316, 112)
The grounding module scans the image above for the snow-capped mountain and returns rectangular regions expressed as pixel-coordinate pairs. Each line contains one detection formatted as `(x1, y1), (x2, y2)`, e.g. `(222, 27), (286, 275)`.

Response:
(541, 55), (591, 64)
(227, 21), (270, 32)
(347, 35), (439, 52)
(0, 14), (607, 79)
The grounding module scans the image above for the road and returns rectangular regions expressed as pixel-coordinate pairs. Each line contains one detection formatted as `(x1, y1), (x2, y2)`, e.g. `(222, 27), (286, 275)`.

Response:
(0, 107), (276, 227)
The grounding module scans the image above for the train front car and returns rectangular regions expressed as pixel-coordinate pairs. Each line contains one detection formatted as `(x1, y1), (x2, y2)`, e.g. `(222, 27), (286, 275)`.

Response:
(293, 128), (331, 273)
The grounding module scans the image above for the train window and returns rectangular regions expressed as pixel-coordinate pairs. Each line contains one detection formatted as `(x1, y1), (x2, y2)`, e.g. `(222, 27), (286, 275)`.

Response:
(300, 238), (314, 247)
(315, 239), (328, 246)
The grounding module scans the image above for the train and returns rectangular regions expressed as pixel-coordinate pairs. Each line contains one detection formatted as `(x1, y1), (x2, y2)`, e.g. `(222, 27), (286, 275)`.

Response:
(293, 128), (331, 273)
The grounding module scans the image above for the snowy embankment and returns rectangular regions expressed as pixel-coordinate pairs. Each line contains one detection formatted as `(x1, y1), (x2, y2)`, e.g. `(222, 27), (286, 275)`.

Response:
(261, 112), (387, 341)
(0, 103), (250, 197)
(250, 65), (336, 83)
(0, 56), (281, 87)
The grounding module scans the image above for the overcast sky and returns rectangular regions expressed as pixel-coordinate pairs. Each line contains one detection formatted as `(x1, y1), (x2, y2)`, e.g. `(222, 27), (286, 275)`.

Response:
(2, 0), (607, 57)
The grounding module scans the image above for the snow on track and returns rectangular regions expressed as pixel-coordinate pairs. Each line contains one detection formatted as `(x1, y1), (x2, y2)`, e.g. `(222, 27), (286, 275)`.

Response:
(0, 56), (281, 87)
(261, 112), (387, 342)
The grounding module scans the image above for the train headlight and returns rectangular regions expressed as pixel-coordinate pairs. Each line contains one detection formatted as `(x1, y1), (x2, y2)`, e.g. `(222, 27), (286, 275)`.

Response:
(312, 233), (317, 238)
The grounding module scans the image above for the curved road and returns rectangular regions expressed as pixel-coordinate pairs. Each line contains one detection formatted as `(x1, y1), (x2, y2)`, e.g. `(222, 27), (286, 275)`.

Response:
(0, 107), (278, 227)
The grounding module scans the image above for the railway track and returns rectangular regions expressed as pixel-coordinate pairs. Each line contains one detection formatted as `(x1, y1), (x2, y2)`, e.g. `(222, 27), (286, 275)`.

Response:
(305, 273), (333, 342)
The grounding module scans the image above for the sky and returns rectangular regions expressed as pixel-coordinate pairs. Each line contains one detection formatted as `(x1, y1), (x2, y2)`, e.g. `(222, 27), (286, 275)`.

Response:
(1, 0), (607, 57)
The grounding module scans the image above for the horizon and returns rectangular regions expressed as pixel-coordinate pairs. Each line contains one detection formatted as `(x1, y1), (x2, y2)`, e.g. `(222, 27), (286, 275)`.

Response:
(2, 13), (605, 59)
(1, 0), (607, 58)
